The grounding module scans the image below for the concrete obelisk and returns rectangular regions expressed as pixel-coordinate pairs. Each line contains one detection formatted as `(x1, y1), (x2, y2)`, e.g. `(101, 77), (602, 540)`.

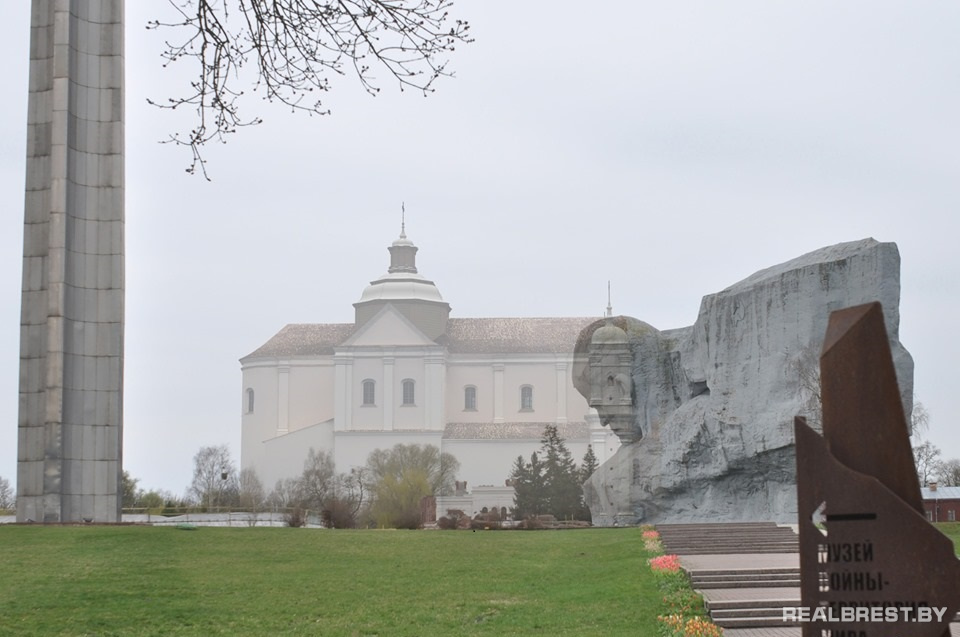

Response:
(17, 1), (125, 523)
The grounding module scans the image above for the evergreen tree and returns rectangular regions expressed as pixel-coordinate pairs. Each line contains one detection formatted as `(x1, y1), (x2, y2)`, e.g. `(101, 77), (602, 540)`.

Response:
(578, 445), (600, 522)
(510, 453), (547, 519)
(540, 425), (582, 520)
(580, 445), (599, 484)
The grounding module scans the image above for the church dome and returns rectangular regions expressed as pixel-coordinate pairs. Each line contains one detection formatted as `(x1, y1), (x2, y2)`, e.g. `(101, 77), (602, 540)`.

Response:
(358, 272), (446, 303)
(591, 318), (628, 345)
(353, 223), (451, 340)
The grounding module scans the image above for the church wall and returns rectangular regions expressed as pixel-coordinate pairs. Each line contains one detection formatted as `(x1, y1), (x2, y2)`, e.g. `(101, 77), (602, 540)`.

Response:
(445, 439), (542, 488)
(253, 421), (335, 489)
(445, 361), (495, 422)
(240, 364), (280, 482)
(564, 367), (592, 422)
(351, 356), (383, 429)
(503, 362), (558, 421)
(287, 361), (335, 432)
(392, 355), (425, 429)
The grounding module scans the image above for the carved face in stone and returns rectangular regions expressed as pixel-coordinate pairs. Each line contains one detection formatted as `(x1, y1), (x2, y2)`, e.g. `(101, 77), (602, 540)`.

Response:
(573, 316), (641, 442)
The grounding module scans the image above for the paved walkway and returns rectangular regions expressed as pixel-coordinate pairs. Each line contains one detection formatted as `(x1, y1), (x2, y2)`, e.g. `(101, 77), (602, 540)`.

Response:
(663, 523), (958, 636)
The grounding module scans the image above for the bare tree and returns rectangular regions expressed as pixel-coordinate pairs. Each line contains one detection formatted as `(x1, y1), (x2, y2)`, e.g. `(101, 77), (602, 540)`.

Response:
(911, 400), (930, 436)
(267, 477), (302, 509)
(792, 344), (928, 437)
(299, 448), (337, 510)
(365, 443), (459, 528)
(0, 475), (14, 510)
(149, 0), (472, 176)
(937, 459), (960, 487)
(913, 439), (943, 487)
(190, 445), (240, 509)
(366, 443), (459, 497)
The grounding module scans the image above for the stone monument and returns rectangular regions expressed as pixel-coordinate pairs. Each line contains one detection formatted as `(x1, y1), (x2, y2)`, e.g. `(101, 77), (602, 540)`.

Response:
(574, 238), (913, 525)
(16, 1), (125, 522)
(796, 303), (959, 636)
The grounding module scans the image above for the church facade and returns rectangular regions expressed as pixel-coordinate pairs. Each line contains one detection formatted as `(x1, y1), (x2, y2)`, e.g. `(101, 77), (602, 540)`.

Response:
(239, 230), (619, 513)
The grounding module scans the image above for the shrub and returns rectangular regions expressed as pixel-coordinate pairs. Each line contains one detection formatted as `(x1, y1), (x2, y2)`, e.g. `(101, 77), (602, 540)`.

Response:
(285, 508), (306, 528)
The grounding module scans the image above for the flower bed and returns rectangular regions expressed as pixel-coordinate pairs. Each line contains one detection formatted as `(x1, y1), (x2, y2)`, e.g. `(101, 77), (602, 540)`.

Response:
(643, 527), (724, 636)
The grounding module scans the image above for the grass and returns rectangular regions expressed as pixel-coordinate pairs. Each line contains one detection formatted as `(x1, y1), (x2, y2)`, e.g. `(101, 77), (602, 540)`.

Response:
(937, 522), (960, 553)
(1, 526), (663, 637)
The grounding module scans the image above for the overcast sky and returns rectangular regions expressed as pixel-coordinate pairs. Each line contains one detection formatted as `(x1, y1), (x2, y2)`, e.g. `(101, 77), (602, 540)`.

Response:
(1, 2), (958, 496)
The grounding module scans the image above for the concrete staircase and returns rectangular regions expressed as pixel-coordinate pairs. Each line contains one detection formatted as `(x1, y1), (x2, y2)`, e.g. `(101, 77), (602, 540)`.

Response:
(658, 522), (799, 555)
(689, 567), (799, 589)
(706, 599), (801, 629)
(656, 523), (802, 631)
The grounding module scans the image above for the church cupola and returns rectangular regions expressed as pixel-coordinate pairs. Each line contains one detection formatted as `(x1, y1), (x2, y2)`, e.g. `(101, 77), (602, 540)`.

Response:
(387, 224), (418, 274)
(354, 217), (451, 341)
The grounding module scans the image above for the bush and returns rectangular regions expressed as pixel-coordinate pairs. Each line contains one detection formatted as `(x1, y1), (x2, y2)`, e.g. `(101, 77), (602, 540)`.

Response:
(285, 508), (306, 528)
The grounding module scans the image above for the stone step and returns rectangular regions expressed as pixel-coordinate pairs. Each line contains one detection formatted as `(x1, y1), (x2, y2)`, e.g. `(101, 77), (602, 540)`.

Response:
(692, 569), (798, 577)
(689, 568), (799, 577)
(705, 599), (798, 611)
(664, 545), (797, 555)
(711, 607), (792, 619)
(692, 574), (798, 584)
(662, 537), (796, 544)
(695, 579), (801, 589)
(656, 522), (791, 533)
(664, 543), (797, 555)
(712, 616), (795, 629)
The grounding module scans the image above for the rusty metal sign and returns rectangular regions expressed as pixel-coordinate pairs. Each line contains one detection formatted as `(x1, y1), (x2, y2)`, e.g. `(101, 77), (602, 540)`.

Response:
(797, 302), (960, 637)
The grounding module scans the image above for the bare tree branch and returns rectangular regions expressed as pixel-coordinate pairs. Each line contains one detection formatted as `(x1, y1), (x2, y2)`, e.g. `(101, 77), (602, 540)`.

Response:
(148, 0), (472, 177)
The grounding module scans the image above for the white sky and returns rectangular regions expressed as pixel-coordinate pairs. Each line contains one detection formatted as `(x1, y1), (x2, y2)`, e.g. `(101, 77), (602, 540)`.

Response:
(1, 2), (958, 495)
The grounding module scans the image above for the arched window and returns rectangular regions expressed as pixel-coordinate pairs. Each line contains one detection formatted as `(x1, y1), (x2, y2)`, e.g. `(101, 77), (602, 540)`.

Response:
(245, 388), (255, 414)
(464, 386), (477, 411)
(362, 379), (376, 406)
(520, 385), (533, 411)
(402, 379), (415, 405)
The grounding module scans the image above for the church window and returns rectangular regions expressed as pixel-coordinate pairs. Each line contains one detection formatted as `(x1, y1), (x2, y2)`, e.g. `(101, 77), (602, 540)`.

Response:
(362, 379), (376, 406)
(245, 388), (255, 414)
(464, 386), (477, 411)
(402, 379), (415, 405)
(520, 385), (533, 411)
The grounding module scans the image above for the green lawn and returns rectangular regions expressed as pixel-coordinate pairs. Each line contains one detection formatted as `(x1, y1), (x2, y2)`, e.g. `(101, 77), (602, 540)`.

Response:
(1, 526), (662, 637)
(937, 522), (960, 553)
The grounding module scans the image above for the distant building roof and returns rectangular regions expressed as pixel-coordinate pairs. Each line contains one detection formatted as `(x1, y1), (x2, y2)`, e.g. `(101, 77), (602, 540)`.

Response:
(444, 317), (596, 354)
(443, 422), (590, 440)
(242, 316), (597, 361)
(242, 323), (355, 360)
(921, 486), (960, 500)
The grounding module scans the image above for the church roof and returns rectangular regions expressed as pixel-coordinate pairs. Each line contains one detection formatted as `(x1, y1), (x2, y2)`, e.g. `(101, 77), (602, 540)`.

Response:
(443, 317), (596, 354)
(443, 422), (590, 440)
(242, 316), (597, 360)
(242, 323), (356, 359)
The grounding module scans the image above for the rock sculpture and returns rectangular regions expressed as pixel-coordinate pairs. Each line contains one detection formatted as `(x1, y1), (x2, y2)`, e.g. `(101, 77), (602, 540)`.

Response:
(573, 238), (913, 525)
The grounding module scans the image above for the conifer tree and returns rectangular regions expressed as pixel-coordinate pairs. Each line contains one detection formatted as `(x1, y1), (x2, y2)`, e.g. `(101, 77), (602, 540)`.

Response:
(509, 453), (547, 518)
(578, 444), (600, 521)
(540, 425), (582, 520)
(580, 445), (599, 484)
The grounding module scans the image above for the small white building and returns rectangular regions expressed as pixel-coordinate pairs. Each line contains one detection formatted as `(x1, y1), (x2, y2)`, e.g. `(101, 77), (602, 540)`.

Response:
(240, 229), (620, 512)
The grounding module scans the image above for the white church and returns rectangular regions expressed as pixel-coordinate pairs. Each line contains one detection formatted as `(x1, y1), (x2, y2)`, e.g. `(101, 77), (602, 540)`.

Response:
(239, 228), (620, 513)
